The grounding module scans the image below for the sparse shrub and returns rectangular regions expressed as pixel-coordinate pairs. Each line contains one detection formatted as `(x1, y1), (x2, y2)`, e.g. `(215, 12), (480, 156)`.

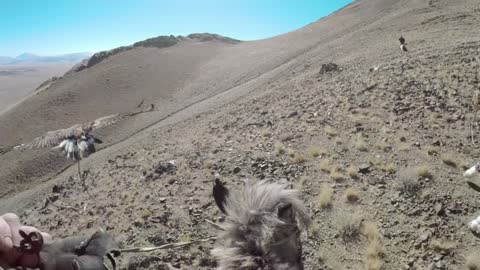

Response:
(416, 165), (431, 178)
(320, 159), (333, 173)
(367, 240), (385, 260)
(368, 157), (382, 166)
(292, 153), (307, 164)
(355, 136), (368, 151)
(431, 239), (455, 253)
(345, 187), (360, 203)
(308, 146), (323, 157)
(374, 142), (390, 152)
(347, 166), (359, 179)
(441, 154), (457, 167)
(286, 148), (296, 157)
(275, 141), (286, 154)
(363, 222), (385, 270)
(325, 126), (338, 136)
(466, 253), (480, 270)
(294, 176), (307, 190)
(366, 256), (384, 270)
(318, 184), (333, 209)
(398, 168), (419, 193)
(378, 163), (396, 173)
(330, 167), (345, 182)
(141, 209), (153, 219)
(337, 212), (362, 242)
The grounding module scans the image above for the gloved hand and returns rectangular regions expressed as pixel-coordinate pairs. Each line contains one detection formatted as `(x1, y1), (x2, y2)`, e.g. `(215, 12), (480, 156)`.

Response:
(0, 213), (117, 270)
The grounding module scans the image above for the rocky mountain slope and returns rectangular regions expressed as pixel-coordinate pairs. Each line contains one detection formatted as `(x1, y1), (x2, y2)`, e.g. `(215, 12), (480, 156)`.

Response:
(1, 0), (480, 269)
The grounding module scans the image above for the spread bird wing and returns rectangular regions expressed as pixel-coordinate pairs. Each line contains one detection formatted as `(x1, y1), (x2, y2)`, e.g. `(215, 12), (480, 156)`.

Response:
(18, 104), (156, 149)
(22, 125), (83, 149)
(90, 106), (154, 130)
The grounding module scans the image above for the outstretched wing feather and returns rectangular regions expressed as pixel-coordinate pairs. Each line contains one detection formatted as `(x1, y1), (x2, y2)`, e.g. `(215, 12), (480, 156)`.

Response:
(24, 126), (79, 149)
(91, 108), (153, 130)
(91, 114), (125, 130)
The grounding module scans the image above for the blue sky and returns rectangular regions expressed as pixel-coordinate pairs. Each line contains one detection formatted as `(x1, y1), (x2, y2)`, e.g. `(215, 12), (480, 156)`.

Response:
(0, 0), (353, 57)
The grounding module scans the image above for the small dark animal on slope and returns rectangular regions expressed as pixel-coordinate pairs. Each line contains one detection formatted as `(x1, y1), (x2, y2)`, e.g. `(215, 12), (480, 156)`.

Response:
(212, 179), (311, 270)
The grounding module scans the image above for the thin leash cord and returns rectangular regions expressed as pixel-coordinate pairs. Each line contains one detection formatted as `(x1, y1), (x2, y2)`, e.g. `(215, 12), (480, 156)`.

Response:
(111, 236), (217, 255)
(103, 236), (217, 270)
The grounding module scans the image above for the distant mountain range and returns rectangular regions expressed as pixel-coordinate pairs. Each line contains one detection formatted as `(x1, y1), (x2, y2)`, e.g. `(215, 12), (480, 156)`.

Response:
(0, 52), (92, 65)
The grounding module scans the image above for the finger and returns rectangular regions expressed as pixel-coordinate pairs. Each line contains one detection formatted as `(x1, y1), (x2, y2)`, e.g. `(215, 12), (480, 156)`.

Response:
(41, 232), (53, 244)
(1, 213), (21, 246)
(0, 217), (14, 252)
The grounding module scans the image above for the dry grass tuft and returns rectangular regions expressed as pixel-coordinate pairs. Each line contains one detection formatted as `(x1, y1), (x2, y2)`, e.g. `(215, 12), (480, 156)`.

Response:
(307, 146), (323, 157)
(345, 187), (360, 203)
(286, 148), (296, 157)
(355, 136), (368, 151)
(374, 142), (391, 152)
(292, 153), (307, 164)
(325, 126), (339, 137)
(275, 141), (286, 155)
(440, 154), (457, 167)
(466, 253), (480, 270)
(318, 184), (333, 209)
(431, 239), (455, 253)
(337, 212), (362, 242)
(347, 166), (359, 179)
(294, 176), (307, 190)
(378, 163), (396, 173)
(330, 167), (345, 182)
(363, 222), (385, 270)
(415, 165), (431, 178)
(320, 159), (333, 173)
(398, 168), (419, 193)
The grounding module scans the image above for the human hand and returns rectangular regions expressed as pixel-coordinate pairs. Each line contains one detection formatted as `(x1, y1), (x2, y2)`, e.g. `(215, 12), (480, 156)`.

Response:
(0, 213), (51, 269)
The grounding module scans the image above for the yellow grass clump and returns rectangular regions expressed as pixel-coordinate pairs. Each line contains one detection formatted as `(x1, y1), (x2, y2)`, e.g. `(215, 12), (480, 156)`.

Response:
(347, 166), (359, 179)
(318, 184), (333, 209)
(320, 159), (333, 173)
(415, 165), (431, 177)
(355, 136), (368, 151)
(345, 187), (360, 203)
(330, 167), (345, 182)
(363, 222), (385, 270)
(307, 146), (323, 157)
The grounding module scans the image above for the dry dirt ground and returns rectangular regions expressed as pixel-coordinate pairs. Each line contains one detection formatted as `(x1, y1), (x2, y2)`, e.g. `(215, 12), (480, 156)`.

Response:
(1, 0), (480, 269)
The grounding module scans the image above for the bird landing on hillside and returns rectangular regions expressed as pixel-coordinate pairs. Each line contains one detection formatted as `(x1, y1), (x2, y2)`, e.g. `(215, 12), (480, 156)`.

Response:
(15, 103), (156, 181)
(399, 36), (408, 54)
